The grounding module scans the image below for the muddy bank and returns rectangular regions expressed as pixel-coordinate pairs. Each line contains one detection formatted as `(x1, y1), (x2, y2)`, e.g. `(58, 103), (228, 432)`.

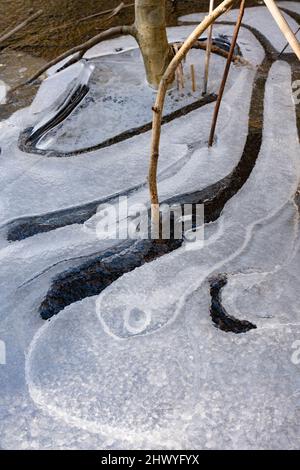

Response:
(1, 1), (261, 60)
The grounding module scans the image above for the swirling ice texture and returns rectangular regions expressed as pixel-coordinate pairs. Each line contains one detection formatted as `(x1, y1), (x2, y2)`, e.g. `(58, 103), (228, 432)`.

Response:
(222, 230), (300, 328)
(94, 61), (259, 340)
(36, 25), (262, 154)
(25, 62), (300, 449)
(84, 63), (257, 233)
(180, 6), (300, 53)
(0, 24), (263, 228)
(26, 299), (198, 443)
(182, 301), (300, 449)
(0, 27), (261, 318)
(97, 61), (299, 339)
(0, 63), (255, 300)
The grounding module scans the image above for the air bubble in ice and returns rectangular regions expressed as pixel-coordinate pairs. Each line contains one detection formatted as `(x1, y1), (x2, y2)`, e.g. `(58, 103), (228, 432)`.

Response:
(124, 308), (151, 335)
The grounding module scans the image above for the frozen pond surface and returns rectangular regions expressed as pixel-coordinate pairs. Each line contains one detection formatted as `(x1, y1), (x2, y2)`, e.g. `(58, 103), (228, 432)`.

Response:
(179, 4), (300, 52)
(0, 24), (263, 225)
(24, 25), (245, 154)
(278, 1), (300, 15)
(0, 6), (300, 449)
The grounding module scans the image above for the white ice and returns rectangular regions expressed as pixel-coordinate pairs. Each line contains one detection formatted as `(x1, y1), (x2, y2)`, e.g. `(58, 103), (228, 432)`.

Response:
(179, 5), (300, 53)
(34, 24), (252, 153)
(0, 24), (262, 309)
(278, 1), (300, 15)
(0, 25), (262, 227)
(17, 62), (300, 449)
(0, 9), (299, 450)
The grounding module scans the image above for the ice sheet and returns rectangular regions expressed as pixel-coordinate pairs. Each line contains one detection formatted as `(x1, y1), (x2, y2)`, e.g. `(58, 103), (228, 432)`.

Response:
(278, 1), (300, 15)
(33, 24), (259, 153)
(19, 62), (300, 449)
(0, 25), (262, 228)
(0, 12), (299, 449)
(179, 5), (300, 53)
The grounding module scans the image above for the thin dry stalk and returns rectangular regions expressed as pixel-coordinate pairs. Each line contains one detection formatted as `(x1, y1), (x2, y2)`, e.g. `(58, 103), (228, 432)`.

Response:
(191, 64), (196, 92)
(148, 0), (236, 225)
(203, 0), (215, 95)
(208, 0), (245, 147)
(77, 2), (134, 24)
(0, 9), (43, 45)
(263, 0), (300, 60)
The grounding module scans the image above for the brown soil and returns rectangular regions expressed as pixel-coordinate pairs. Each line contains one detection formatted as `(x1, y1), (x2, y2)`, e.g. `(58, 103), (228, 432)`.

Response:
(1, 0), (260, 60)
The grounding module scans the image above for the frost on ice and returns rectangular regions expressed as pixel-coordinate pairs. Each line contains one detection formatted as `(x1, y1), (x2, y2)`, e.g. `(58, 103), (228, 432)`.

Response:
(21, 63), (300, 449)
(179, 5), (300, 53)
(0, 11), (300, 451)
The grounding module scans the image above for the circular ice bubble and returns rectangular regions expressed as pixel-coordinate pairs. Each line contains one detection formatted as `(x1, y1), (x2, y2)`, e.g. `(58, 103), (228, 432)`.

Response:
(124, 308), (151, 335)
